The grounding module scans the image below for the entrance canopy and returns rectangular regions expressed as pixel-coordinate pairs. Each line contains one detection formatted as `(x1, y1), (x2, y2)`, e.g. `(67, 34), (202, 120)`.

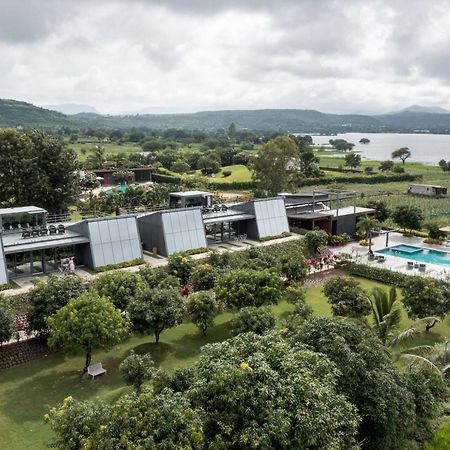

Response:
(2, 230), (90, 254)
(203, 209), (255, 225)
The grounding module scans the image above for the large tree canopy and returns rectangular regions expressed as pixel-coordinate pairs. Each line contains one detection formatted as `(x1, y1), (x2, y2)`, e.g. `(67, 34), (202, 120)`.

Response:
(157, 332), (360, 449)
(0, 129), (80, 212)
(288, 316), (435, 450)
(250, 136), (298, 196)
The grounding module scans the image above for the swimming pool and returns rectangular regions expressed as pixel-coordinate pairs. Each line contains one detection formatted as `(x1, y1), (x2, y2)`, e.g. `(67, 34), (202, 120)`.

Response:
(376, 244), (450, 267)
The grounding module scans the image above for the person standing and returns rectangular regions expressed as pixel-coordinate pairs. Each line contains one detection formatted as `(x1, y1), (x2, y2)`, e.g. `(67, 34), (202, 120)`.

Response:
(68, 257), (75, 274)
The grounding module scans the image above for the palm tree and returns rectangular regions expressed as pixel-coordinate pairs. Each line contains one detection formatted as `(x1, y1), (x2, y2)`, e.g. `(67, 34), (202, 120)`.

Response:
(356, 215), (380, 251)
(369, 286), (401, 345)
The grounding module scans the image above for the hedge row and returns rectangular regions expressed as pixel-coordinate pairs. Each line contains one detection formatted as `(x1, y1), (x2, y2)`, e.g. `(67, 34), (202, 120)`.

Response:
(295, 173), (421, 187)
(344, 263), (409, 286)
(152, 173), (182, 184)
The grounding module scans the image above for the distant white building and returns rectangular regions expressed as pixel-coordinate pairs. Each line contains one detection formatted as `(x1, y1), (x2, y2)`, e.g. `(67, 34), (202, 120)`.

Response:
(408, 184), (447, 196)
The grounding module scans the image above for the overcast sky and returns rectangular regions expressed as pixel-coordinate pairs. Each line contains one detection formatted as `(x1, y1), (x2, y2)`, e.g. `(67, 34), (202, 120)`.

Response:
(2, 0), (450, 114)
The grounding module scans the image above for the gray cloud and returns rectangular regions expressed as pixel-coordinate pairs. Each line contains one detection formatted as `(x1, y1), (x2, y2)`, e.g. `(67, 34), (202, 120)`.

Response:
(1, 0), (450, 114)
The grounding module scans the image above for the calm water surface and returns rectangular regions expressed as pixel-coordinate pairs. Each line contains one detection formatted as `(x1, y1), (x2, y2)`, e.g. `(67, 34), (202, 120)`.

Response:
(312, 133), (450, 164)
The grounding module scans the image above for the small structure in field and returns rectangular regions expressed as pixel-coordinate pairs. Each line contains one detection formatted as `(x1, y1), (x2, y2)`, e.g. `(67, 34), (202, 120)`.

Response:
(408, 184), (447, 197)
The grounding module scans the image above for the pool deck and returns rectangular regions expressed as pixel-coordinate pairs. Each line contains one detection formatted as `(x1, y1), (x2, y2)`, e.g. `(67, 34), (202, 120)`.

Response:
(336, 232), (450, 281)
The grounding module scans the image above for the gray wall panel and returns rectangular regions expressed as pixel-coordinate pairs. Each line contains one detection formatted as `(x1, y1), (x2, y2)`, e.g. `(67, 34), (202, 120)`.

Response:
(0, 237), (9, 285)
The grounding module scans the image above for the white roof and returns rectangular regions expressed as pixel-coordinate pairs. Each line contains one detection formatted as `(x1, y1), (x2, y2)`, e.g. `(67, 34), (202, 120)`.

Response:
(0, 206), (47, 217)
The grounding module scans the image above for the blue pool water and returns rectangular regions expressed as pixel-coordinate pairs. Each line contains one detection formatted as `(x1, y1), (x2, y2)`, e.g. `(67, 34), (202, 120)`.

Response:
(377, 244), (450, 267)
(105, 185), (128, 195)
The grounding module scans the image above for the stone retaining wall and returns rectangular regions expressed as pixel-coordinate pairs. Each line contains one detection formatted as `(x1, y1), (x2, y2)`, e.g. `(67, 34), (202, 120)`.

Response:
(0, 339), (54, 369)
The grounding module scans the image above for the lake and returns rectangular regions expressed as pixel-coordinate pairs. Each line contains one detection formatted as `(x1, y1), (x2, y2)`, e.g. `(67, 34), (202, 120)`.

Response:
(311, 133), (450, 164)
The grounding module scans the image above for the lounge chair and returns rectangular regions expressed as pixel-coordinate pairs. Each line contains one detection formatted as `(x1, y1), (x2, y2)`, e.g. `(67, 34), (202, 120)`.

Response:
(419, 263), (426, 272)
(407, 261), (414, 269)
(21, 230), (31, 239)
(377, 255), (386, 263)
(49, 225), (57, 235)
(57, 224), (65, 234)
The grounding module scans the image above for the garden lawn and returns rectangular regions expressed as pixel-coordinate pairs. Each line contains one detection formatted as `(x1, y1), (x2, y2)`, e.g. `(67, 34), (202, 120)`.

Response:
(1, 276), (450, 449)
(193, 164), (253, 183)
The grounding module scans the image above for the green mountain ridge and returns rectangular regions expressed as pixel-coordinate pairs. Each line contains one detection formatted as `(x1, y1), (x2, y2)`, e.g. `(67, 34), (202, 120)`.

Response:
(2, 98), (450, 133)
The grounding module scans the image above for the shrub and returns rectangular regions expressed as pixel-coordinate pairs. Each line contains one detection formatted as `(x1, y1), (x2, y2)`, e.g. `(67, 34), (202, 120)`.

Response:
(423, 238), (442, 245)
(259, 231), (292, 241)
(222, 170), (232, 177)
(180, 247), (210, 256)
(280, 255), (308, 284)
(304, 230), (328, 254)
(344, 263), (408, 286)
(119, 350), (155, 393)
(94, 258), (145, 273)
(328, 233), (350, 246)
(426, 223), (444, 240)
(215, 269), (282, 309)
(359, 239), (370, 246)
(231, 306), (276, 335)
(0, 296), (15, 344)
(189, 264), (217, 291)
(323, 277), (371, 318)
(138, 266), (180, 290)
(167, 254), (195, 284)
(27, 274), (87, 335)
(186, 290), (218, 336)
(93, 271), (145, 310)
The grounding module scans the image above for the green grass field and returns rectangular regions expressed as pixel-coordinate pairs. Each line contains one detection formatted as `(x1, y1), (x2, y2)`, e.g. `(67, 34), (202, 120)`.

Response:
(192, 164), (253, 183)
(1, 276), (449, 449)
(68, 140), (141, 160)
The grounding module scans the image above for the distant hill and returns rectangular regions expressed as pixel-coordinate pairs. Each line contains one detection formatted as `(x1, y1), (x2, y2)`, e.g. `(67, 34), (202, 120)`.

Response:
(42, 103), (100, 115)
(397, 105), (450, 114)
(3, 98), (450, 133)
(0, 99), (81, 129)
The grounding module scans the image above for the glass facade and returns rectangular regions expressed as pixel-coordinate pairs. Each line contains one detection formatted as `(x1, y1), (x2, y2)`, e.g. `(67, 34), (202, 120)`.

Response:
(254, 199), (289, 238)
(162, 209), (207, 254)
(88, 216), (142, 268)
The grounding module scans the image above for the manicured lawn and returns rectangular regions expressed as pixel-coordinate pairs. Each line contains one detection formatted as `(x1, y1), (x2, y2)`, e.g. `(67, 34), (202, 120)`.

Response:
(192, 164), (253, 183)
(1, 276), (449, 449)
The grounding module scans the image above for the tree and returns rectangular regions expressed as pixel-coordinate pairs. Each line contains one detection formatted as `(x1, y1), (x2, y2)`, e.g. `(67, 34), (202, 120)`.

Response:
(112, 170), (134, 184)
(364, 199), (390, 222)
(438, 159), (450, 172)
(0, 129), (80, 213)
(369, 286), (401, 345)
(139, 265), (180, 290)
(0, 296), (15, 344)
(46, 389), (203, 449)
(156, 332), (359, 449)
(288, 316), (424, 450)
(93, 271), (145, 310)
(393, 205), (424, 231)
(127, 287), (185, 343)
(356, 215), (380, 249)
(250, 136), (299, 196)
(79, 171), (100, 192)
(47, 293), (128, 372)
(298, 148), (321, 177)
(323, 276), (371, 318)
(280, 255), (308, 285)
(401, 277), (450, 329)
(198, 153), (221, 176)
(231, 305), (276, 335)
(186, 290), (217, 336)
(215, 269), (282, 309)
(167, 254), (195, 285)
(27, 274), (86, 335)
(228, 122), (237, 139)
(119, 350), (155, 393)
(45, 396), (110, 450)
(330, 139), (355, 152)
(171, 158), (190, 174)
(426, 222), (444, 240)
(86, 145), (107, 169)
(188, 263), (217, 291)
(392, 147), (411, 164)
(345, 152), (362, 168)
(379, 160), (394, 172)
(140, 139), (164, 152)
(303, 229), (328, 254)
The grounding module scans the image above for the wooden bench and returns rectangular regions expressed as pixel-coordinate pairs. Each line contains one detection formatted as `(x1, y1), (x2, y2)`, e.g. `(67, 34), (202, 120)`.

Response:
(87, 363), (106, 380)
